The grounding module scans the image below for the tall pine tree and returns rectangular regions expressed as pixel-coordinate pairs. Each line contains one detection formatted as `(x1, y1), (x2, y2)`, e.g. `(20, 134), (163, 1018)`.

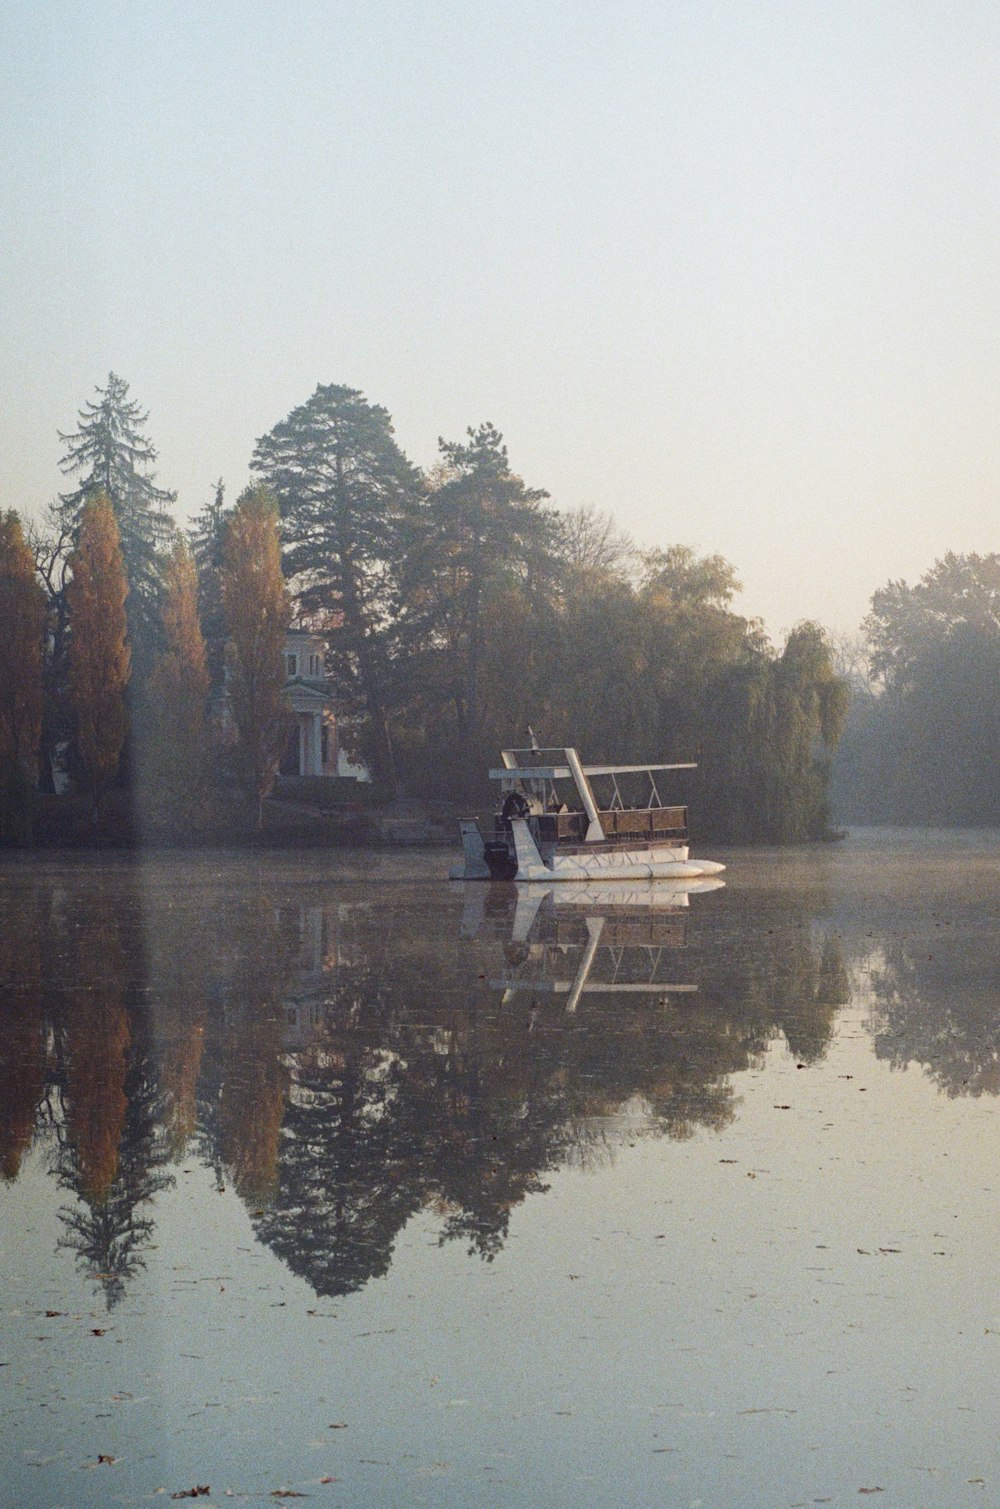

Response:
(404, 423), (554, 768)
(58, 373), (175, 659)
(251, 384), (421, 790)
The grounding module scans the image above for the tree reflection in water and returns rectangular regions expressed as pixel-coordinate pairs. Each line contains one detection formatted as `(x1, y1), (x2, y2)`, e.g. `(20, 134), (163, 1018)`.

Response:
(0, 866), (857, 1304)
(46, 882), (173, 1308)
(867, 925), (1000, 1097)
(0, 882), (47, 1182)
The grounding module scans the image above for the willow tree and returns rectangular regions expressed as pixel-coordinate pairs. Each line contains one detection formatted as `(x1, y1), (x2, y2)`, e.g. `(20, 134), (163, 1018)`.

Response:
(221, 485), (291, 827)
(0, 512), (46, 842)
(251, 384), (420, 790)
(58, 374), (175, 663)
(66, 494), (131, 821)
(698, 622), (848, 843)
(145, 539), (211, 825)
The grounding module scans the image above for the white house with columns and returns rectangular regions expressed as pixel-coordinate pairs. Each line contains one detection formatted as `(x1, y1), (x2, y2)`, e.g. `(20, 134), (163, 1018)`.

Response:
(215, 628), (368, 780)
(278, 630), (371, 780)
(279, 630), (335, 777)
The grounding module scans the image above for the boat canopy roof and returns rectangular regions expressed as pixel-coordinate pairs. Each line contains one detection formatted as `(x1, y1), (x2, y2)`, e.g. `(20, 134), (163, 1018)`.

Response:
(489, 761), (696, 781)
(490, 747), (696, 782)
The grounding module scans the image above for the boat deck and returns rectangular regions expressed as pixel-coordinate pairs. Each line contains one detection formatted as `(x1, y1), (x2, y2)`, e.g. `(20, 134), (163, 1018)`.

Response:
(497, 806), (689, 845)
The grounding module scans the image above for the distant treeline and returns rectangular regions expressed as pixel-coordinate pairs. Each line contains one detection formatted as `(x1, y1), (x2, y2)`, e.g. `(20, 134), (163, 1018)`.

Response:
(1, 373), (850, 845)
(832, 553), (1000, 827)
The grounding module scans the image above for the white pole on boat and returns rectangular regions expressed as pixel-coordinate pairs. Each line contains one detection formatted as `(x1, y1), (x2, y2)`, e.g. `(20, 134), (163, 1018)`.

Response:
(565, 747), (606, 842)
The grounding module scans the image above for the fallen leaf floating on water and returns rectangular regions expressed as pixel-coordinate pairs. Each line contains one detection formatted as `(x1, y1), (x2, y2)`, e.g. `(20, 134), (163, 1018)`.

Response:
(97, 1454), (117, 1464)
(328, 1422), (348, 1429)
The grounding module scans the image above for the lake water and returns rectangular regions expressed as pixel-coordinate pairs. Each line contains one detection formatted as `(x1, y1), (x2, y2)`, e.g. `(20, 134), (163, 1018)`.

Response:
(2, 831), (1000, 1508)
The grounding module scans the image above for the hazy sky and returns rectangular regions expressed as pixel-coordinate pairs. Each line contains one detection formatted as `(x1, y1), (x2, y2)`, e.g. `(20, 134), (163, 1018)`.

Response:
(3, 1), (998, 638)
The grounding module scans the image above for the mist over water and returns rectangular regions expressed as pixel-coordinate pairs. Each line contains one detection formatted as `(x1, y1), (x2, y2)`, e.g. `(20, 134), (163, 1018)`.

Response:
(2, 836), (1000, 1504)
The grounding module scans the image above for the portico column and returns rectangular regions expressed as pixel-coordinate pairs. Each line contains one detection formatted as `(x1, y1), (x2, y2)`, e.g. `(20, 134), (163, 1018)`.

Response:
(312, 712), (323, 775)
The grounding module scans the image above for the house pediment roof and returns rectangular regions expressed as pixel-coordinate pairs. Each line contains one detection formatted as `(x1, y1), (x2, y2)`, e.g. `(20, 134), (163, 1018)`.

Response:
(283, 679), (332, 707)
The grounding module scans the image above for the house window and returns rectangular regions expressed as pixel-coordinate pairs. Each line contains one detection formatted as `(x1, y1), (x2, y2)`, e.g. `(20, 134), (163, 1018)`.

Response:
(286, 653), (297, 678)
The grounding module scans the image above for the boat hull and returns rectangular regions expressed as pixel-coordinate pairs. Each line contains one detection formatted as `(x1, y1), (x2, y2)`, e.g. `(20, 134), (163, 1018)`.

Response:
(516, 849), (726, 882)
(450, 816), (725, 882)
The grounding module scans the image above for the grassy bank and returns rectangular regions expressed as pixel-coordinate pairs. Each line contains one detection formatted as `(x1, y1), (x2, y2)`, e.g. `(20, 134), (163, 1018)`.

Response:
(14, 787), (458, 850)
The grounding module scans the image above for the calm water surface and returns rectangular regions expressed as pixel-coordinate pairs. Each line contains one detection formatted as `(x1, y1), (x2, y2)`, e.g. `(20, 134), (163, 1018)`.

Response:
(2, 831), (1000, 1508)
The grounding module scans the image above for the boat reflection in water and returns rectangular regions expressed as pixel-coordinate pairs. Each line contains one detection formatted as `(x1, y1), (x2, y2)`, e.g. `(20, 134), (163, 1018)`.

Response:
(463, 878), (724, 1015)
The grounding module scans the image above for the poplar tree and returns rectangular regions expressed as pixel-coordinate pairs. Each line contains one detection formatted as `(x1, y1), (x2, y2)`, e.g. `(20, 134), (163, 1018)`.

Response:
(58, 373), (175, 659)
(188, 478), (231, 688)
(66, 493), (131, 819)
(0, 512), (46, 842)
(25, 504), (74, 793)
(221, 485), (291, 827)
(146, 539), (211, 823)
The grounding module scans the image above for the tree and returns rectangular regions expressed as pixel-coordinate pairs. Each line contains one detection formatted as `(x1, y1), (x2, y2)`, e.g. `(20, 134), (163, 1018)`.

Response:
(66, 494), (131, 820)
(866, 551), (1000, 688)
(700, 623), (848, 842)
(144, 538), (211, 825)
(251, 384), (421, 789)
(0, 512), (46, 842)
(58, 373), (175, 659)
(638, 545), (763, 762)
(401, 422), (554, 776)
(221, 485), (291, 825)
(25, 504), (75, 793)
(188, 477), (231, 689)
(553, 505), (637, 585)
(837, 552), (1000, 825)
(0, 885), (45, 1176)
(54, 884), (173, 1309)
(640, 544), (743, 609)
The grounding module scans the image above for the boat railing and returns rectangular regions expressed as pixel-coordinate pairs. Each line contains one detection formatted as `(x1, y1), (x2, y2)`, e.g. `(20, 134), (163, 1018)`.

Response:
(494, 806), (688, 844)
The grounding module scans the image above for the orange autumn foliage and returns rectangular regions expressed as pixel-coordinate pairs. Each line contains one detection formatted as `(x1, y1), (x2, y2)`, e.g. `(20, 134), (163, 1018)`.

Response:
(221, 486), (291, 823)
(147, 538), (210, 815)
(64, 915), (131, 1204)
(0, 511), (46, 781)
(67, 493), (130, 802)
(0, 896), (46, 1180)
